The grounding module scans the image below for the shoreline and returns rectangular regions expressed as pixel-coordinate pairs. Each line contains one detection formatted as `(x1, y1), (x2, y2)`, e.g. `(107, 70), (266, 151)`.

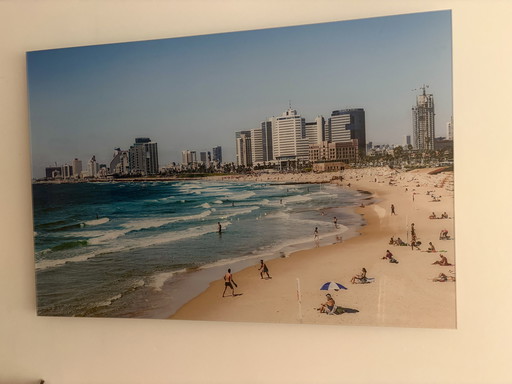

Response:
(142, 183), (368, 318)
(170, 167), (456, 328)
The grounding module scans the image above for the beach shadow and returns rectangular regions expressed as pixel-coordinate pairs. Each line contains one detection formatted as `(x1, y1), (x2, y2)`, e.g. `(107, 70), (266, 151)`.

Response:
(341, 307), (359, 314)
(233, 293), (243, 297)
(262, 277), (272, 280)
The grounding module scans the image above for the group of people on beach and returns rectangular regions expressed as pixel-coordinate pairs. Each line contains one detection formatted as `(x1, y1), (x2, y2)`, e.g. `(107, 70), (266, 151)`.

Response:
(429, 212), (449, 219)
(222, 260), (271, 297)
(385, 219), (455, 282)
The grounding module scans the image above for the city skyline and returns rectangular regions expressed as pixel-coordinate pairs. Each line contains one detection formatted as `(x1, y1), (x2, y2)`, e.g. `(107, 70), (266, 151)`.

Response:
(27, 10), (453, 179)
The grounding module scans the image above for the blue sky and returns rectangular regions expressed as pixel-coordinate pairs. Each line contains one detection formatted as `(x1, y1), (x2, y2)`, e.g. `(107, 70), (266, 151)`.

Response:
(27, 10), (452, 178)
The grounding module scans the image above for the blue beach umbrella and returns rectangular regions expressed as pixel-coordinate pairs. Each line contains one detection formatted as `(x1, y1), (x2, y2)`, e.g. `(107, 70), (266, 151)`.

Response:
(320, 282), (347, 291)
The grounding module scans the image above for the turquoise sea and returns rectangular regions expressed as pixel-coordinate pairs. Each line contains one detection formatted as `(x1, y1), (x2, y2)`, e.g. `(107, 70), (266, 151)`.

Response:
(33, 179), (370, 318)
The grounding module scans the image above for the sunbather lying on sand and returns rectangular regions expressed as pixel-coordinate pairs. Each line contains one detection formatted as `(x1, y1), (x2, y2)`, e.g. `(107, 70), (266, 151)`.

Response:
(432, 254), (452, 266)
(433, 272), (455, 282)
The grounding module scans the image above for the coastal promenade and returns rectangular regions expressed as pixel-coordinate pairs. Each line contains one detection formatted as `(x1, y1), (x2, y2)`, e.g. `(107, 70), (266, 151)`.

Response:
(171, 167), (456, 328)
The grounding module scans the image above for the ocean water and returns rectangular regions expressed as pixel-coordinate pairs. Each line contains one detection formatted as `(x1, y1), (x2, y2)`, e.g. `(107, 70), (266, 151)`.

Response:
(33, 179), (370, 318)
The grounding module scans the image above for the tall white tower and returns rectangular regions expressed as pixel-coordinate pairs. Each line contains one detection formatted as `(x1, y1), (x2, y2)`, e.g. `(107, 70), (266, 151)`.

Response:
(412, 85), (435, 151)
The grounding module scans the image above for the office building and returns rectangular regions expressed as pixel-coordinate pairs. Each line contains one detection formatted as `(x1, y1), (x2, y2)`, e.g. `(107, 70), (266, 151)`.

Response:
(412, 86), (435, 151)
(250, 128), (264, 164)
(212, 146), (222, 164)
(129, 137), (159, 175)
(181, 150), (197, 165)
(261, 121), (273, 161)
(328, 108), (366, 155)
(62, 164), (73, 178)
(72, 158), (82, 178)
(305, 116), (326, 145)
(235, 130), (252, 167)
(250, 120), (274, 164)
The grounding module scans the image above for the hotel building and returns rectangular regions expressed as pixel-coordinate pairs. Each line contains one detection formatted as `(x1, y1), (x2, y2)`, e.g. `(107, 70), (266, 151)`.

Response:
(110, 149), (129, 175)
(129, 137), (159, 175)
(271, 108), (309, 164)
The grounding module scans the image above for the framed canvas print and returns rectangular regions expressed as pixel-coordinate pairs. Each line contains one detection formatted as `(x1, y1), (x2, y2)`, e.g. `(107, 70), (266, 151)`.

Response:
(28, 10), (455, 328)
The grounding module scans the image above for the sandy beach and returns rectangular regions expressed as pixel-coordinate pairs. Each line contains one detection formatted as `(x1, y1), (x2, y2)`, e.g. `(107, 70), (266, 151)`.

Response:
(171, 167), (456, 328)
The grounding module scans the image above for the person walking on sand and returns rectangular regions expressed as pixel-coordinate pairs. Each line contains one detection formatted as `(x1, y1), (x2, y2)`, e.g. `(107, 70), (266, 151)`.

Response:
(391, 204), (396, 215)
(222, 268), (237, 297)
(314, 227), (319, 240)
(259, 260), (271, 279)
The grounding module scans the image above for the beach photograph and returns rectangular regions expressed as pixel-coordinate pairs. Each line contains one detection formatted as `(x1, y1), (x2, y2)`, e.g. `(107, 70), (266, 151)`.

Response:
(28, 10), (454, 328)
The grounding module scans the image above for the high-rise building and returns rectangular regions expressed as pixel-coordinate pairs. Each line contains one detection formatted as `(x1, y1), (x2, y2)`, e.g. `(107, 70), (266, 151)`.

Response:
(200, 152), (207, 163)
(447, 116), (453, 140)
(181, 150), (197, 165)
(305, 116), (325, 145)
(235, 131), (252, 166)
(261, 120), (274, 161)
(88, 155), (99, 177)
(212, 146), (222, 164)
(110, 148), (129, 175)
(250, 120), (274, 165)
(404, 135), (412, 147)
(328, 108), (366, 155)
(62, 164), (73, 178)
(250, 128), (264, 165)
(271, 108), (308, 162)
(412, 86), (435, 151)
(129, 137), (159, 175)
(72, 158), (82, 178)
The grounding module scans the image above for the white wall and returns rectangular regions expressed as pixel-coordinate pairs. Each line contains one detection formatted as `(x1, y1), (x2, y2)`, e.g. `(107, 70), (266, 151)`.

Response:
(1, 1), (512, 383)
